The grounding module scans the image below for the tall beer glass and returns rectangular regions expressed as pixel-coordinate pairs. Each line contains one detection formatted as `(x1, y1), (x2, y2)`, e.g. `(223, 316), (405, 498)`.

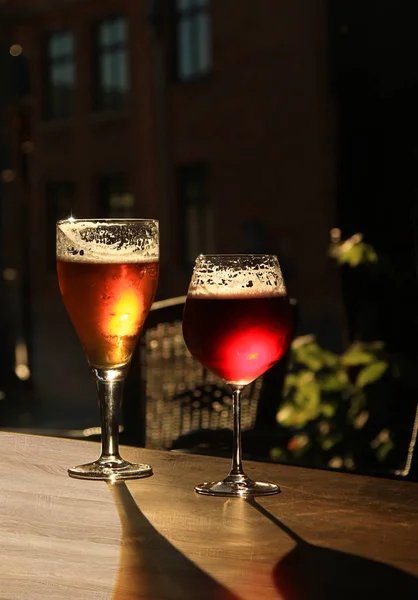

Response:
(56, 219), (159, 480)
(183, 254), (293, 496)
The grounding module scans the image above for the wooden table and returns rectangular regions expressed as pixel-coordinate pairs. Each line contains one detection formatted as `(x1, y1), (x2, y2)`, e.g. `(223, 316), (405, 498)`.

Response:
(0, 431), (417, 599)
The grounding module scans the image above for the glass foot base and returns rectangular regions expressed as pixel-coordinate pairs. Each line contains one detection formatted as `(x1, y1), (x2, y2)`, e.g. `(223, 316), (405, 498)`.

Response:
(68, 457), (153, 481)
(195, 475), (280, 497)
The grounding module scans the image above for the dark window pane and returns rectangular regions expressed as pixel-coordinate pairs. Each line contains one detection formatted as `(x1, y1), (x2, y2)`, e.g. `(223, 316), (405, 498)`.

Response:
(98, 175), (134, 218)
(48, 35), (60, 56)
(99, 21), (112, 46)
(113, 18), (127, 44)
(51, 62), (74, 85)
(95, 15), (129, 110)
(177, 0), (191, 11)
(49, 31), (73, 58)
(197, 13), (211, 73)
(175, 1), (211, 81)
(101, 53), (113, 90)
(45, 30), (75, 119)
(58, 33), (73, 56)
(179, 164), (213, 265)
(116, 50), (128, 90)
(177, 0), (209, 10)
(178, 20), (193, 80)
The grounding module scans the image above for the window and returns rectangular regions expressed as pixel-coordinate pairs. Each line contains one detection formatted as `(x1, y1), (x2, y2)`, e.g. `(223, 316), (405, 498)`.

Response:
(98, 175), (134, 217)
(94, 15), (129, 111)
(46, 182), (75, 269)
(175, 0), (212, 82)
(45, 30), (75, 119)
(179, 164), (213, 264)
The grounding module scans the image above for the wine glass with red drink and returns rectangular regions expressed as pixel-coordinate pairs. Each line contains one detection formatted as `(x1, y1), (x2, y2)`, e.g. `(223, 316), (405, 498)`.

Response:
(182, 254), (293, 497)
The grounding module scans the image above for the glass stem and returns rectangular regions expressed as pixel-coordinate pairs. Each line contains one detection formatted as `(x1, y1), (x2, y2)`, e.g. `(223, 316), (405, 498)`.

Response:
(92, 367), (127, 461)
(229, 386), (245, 477)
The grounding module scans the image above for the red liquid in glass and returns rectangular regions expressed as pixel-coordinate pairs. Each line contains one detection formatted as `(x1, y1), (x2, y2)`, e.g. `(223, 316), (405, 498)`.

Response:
(182, 295), (293, 385)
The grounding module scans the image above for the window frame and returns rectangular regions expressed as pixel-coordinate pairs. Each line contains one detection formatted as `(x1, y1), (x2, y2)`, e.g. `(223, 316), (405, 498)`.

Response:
(92, 13), (130, 112)
(97, 173), (134, 218)
(173, 0), (212, 83)
(178, 163), (213, 266)
(43, 29), (76, 120)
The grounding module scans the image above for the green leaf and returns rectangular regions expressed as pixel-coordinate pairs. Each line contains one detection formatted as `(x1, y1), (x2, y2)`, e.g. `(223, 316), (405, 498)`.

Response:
(318, 370), (349, 392)
(277, 376), (321, 429)
(347, 391), (367, 421)
(293, 344), (323, 371)
(321, 433), (343, 451)
(344, 455), (356, 471)
(341, 348), (375, 366)
(375, 439), (395, 462)
(321, 402), (337, 418)
(364, 244), (378, 263)
(303, 380), (321, 417)
(317, 349), (340, 368)
(277, 403), (309, 428)
(338, 243), (364, 266)
(356, 361), (388, 388)
(293, 389), (308, 407)
(293, 342), (339, 371)
(363, 341), (385, 351)
(270, 447), (286, 461)
(283, 373), (299, 394)
(336, 242), (378, 267)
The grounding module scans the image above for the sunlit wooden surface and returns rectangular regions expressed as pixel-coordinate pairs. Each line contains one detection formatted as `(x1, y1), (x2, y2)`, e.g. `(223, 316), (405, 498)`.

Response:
(0, 431), (417, 600)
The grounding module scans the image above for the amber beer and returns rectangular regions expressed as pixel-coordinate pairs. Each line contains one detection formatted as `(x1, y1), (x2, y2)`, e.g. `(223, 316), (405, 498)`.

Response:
(183, 294), (293, 385)
(57, 258), (159, 368)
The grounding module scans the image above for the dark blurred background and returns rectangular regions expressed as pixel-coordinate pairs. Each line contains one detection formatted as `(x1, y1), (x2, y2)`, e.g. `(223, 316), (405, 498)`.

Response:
(0, 0), (417, 478)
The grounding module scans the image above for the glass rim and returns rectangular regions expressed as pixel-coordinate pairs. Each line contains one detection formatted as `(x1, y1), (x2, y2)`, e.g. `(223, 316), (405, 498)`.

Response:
(56, 218), (158, 225)
(196, 253), (278, 259)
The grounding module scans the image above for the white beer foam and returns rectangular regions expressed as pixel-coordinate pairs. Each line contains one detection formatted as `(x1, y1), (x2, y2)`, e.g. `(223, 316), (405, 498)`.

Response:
(187, 255), (287, 298)
(187, 289), (286, 299)
(58, 254), (158, 264)
(57, 219), (159, 263)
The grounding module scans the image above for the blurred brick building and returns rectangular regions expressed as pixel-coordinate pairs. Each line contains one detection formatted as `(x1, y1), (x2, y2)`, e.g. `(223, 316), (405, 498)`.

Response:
(0, 0), (344, 425)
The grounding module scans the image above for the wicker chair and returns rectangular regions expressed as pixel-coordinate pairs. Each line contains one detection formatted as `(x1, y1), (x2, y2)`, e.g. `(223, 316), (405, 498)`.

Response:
(122, 296), (294, 459)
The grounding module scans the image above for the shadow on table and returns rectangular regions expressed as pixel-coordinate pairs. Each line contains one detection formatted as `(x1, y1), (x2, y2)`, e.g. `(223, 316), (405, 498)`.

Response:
(109, 482), (240, 600)
(246, 497), (418, 600)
